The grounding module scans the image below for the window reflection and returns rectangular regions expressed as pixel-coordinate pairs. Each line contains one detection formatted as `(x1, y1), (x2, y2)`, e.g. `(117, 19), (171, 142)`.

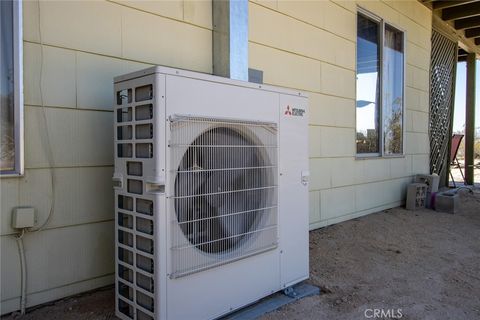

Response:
(383, 25), (404, 155)
(0, 0), (15, 172)
(356, 14), (380, 154)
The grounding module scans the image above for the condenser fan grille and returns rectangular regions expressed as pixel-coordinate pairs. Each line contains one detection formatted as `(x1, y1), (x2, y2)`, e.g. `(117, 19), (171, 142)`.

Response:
(169, 116), (278, 278)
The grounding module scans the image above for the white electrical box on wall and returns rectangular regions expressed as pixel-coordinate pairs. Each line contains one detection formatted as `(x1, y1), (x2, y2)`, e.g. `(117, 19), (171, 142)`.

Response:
(11, 207), (36, 229)
(113, 66), (309, 320)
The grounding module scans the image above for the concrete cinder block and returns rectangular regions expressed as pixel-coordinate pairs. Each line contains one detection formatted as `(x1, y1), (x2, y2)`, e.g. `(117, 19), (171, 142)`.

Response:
(406, 183), (427, 210)
(435, 192), (459, 214)
(415, 174), (440, 193)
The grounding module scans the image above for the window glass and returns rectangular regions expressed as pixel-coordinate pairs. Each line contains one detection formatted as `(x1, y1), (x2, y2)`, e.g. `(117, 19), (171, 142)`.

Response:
(0, 0), (15, 172)
(356, 14), (380, 154)
(383, 25), (404, 155)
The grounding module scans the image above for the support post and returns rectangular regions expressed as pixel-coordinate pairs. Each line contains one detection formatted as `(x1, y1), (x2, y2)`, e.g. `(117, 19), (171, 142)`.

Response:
(465, 53), (476, 185)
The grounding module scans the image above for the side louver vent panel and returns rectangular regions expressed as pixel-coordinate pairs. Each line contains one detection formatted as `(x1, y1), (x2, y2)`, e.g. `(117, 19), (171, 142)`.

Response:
(115, 82), (155, 320)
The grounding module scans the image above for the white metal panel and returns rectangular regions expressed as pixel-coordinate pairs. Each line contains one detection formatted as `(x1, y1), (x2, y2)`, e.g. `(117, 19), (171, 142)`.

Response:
(167, 250), (280, 320)
(114, 67), (309, 320)
(278, 95), (309, 287)
(114, 66), (306, 98)
(165, 74), (279, 123)
(164, 74), (282, 320)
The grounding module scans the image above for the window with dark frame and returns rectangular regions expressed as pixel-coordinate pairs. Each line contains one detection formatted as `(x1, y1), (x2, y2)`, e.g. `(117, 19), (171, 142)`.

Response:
(1, 0), (22, 175)
(356, 9), (405, 157)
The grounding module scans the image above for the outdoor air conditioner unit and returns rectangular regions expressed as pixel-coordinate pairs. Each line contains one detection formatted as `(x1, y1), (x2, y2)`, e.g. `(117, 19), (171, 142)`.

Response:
(113, 66), (309, 320)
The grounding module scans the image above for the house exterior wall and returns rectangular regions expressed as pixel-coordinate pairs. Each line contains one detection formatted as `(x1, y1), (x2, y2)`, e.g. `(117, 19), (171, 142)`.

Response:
(0, 0), (431, 314)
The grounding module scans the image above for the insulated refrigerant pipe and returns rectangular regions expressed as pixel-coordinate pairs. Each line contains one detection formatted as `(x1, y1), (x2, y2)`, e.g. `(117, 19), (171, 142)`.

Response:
(15, 229), (27, 315)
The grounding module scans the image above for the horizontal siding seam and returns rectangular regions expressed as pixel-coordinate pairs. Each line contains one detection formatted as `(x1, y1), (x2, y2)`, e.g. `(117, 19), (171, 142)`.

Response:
(0, 274), (114, 303)
(308, 175), (416, 192)
(24, 165), (114, 170)
(23, 40), (159, 71)
(405, 85), (429, 93)
(408, 109), (429, 115)
(26, 104), (114, 113)
(308, 124), (354, 130)
(406, 86), (429, 94)
(331, 0), (355, 14)
(406, 62), (430, 73)
(250, 41), (355, 72)
(105, 0), (212, 31)
(0, 219), (114, 237)
(261, 82), (355, 101)
(408, 40), (431, 54)
(315, 200), (404, 225)
(380, 0), (432, 34)
(249, 1), (356, 44)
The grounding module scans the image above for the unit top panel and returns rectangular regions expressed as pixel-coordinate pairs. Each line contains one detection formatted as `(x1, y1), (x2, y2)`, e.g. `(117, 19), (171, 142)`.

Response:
(114, 66), (308, 98)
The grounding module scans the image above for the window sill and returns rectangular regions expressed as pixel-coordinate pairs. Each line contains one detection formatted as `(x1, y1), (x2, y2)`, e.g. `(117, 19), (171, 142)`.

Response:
(0, 172), (24, 178)
(356, 154), (405, 160)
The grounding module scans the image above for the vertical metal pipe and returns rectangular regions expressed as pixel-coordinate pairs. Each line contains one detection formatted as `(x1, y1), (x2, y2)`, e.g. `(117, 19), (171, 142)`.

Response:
(212, 0), (249, 81)
(465, 53), (476, 185)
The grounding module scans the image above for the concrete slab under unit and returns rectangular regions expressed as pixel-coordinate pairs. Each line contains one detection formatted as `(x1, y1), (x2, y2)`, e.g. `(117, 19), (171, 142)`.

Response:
(221, 282), (320, 320)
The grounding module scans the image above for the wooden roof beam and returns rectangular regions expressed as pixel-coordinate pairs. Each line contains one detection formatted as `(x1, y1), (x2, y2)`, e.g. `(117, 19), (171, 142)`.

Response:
(434, 1), (477, 10)
(465, 27), (480, 37)
(454, 16), (480, 29)
(442, 1), (480, 20)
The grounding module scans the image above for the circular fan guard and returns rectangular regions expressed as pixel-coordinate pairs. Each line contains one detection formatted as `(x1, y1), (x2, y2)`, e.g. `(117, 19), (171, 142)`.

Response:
(174, 127), (267, 254)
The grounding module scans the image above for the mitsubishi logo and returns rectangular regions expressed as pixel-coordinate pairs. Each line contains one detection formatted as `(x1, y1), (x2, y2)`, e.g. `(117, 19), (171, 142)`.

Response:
(284, 105), (305, 117)
(285, 105), (292, 115)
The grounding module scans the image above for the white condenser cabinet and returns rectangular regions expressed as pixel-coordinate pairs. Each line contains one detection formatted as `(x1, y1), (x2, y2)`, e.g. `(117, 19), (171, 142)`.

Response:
(113, 66), (309, 320)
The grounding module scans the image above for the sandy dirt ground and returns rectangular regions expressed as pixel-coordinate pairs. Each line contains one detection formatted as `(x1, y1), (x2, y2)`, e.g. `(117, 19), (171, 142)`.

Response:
(2, 189), (480, 320)
(262, 188), (480, 320)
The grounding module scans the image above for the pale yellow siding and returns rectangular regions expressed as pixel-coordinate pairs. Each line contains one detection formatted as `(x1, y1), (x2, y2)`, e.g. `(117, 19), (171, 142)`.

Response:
(249, 0), (431, 229)
(0, 0), (431, 314)
(1, 0), (212, 314)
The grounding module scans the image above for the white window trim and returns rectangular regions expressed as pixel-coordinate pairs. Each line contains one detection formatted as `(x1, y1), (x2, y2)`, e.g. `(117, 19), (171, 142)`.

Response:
(355, 7), (406, 160)
(2, 0), (23, 177)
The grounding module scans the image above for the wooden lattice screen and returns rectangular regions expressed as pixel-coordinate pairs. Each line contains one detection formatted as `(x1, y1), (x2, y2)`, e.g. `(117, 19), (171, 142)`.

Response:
(429, 30), (457, 186)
